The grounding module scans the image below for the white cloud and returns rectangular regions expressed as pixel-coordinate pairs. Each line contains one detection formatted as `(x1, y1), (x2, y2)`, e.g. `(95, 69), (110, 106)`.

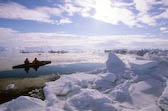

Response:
(95, 35), (168, 49)
(155, 10), (168, 19)
(133, 0), (156, 13)
(36, 7), (62, 16)
(61, 0), (168, 27)
(0, 27), (17, 39)
(0, 2), (64, 24)
(0, 27), (16, 34)
(61, 0), (138, 27)
(0, 1), (167, 27)
(59, 3), (82, 16)
(1, 27), (168, 49)
(58, 18), (72, 25)
(95, 8), (136, 26)
(92, 1), (137, 26)
(137, 13), (156, 26)
(160, 27), (168, 33)
(160, 0), (168, 6)
(133, 0), (159, 26)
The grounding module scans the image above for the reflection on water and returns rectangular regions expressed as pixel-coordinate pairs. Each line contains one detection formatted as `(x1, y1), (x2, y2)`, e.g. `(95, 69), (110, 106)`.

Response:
(24, 65), (40, 73)
(25, 66), (30, 73)
(24, 66), (40, 73)
(0, 51), (107, 79)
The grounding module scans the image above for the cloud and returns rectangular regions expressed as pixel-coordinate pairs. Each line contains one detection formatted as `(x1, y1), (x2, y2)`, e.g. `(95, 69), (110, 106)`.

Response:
(160, 27), (168, 33)
(61, 0), (137, 27)
(1, 27), (168, 50)
(60, 0), (168, 27)
(0, 1), (167, 27)
(92, 2), (136, 26)
(133, 0), (159, 26)
(59, 3), (82, 16)
(0, 27), (17, 39)
(136, 13), (156, 26)
(133, 0), (168, 26)
(159, 0), (168, 6)
(0, 2), (64, 24)
(58, 18), (72, 25)
(96, 35), (168, 49)
(133, 0), (156, 13)
(0, 27), (16, 34)
(155, 9), (168, 19)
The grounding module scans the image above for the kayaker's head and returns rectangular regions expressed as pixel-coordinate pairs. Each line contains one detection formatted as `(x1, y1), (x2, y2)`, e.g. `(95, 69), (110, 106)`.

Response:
(35, 58), (37, 60)
(26, 58), (28, 61)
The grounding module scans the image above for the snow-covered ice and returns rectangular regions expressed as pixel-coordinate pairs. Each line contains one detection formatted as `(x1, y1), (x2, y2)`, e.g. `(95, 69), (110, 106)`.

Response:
(5, 84), (15, 90)
(158, 81), (168, 111)
(106, 53), (126, 74)
(0, 96), (45, 111)
(65, 89), (117, 111)
(1, 52), (168, 111)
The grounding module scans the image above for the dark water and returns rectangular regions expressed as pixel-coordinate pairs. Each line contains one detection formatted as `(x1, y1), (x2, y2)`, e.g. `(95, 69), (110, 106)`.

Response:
(0, 62), (105, 79)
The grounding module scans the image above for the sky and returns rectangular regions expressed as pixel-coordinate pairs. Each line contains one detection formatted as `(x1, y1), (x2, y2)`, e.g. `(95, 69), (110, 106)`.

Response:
(0, 0), (168, 50)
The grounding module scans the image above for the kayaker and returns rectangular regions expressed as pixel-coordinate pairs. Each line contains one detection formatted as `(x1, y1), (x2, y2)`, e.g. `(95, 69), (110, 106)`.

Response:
(32, 58), (40, 65)
(24, 58), (30, 66)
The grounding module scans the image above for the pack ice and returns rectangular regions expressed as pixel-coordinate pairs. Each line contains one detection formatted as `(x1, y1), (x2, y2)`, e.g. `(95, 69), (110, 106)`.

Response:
(1, 52), (168, 111)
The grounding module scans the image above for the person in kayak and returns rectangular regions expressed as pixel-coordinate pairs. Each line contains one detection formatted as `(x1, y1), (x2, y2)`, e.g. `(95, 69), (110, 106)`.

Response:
(32, 58), (40, 65)
(24, 58), (30, 66)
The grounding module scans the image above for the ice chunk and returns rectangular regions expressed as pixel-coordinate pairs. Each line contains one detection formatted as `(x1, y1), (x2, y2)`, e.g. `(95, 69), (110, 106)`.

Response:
(6, 84), (15, 90)
(158, 81), (168, 111)
(93, 73), (117, 91)
(1, 52), (168, 111)
(65, 89), (118, 111)
(106, 53), (126, 74)
(139, 105), (161, 111)
(44, 73), (96, 97)
(0, 96), (45, 111)
(43, 73), (97, 110)
(130, 61), (158, 75)
(111, 80), (130, 102)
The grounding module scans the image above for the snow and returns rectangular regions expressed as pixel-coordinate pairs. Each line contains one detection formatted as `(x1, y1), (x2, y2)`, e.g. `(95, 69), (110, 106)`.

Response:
(110, 80), (131, 103)
(0, 96), (45, 111)
(1, 52), (168, 111)
(92, 73), (117, 91)
(6, 84), (15, 90)
(106, 53), (126, 74)
(65, 89), (117, 111)
(158, 81), (168, 111)
(43, 73), (97, 111)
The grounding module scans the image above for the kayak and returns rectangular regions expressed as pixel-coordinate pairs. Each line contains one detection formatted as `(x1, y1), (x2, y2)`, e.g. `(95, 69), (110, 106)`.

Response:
(12, 61), (51, 69)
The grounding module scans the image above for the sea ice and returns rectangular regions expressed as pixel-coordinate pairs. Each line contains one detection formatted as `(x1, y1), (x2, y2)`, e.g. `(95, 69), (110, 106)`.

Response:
(0, 96), (45, 111)
(1, 52), (168, 111)
(5, 84), (15, 90)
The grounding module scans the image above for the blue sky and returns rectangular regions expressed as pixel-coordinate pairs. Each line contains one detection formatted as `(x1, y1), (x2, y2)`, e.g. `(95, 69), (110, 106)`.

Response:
(0, 0), (168, 50)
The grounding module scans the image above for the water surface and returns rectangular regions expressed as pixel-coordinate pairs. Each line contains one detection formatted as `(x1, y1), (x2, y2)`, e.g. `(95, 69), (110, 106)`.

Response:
(0, 51), (106, 94)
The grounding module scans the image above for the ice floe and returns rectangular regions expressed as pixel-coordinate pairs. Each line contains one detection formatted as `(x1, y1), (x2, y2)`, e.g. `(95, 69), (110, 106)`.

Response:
(1, 52), (168, 111)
